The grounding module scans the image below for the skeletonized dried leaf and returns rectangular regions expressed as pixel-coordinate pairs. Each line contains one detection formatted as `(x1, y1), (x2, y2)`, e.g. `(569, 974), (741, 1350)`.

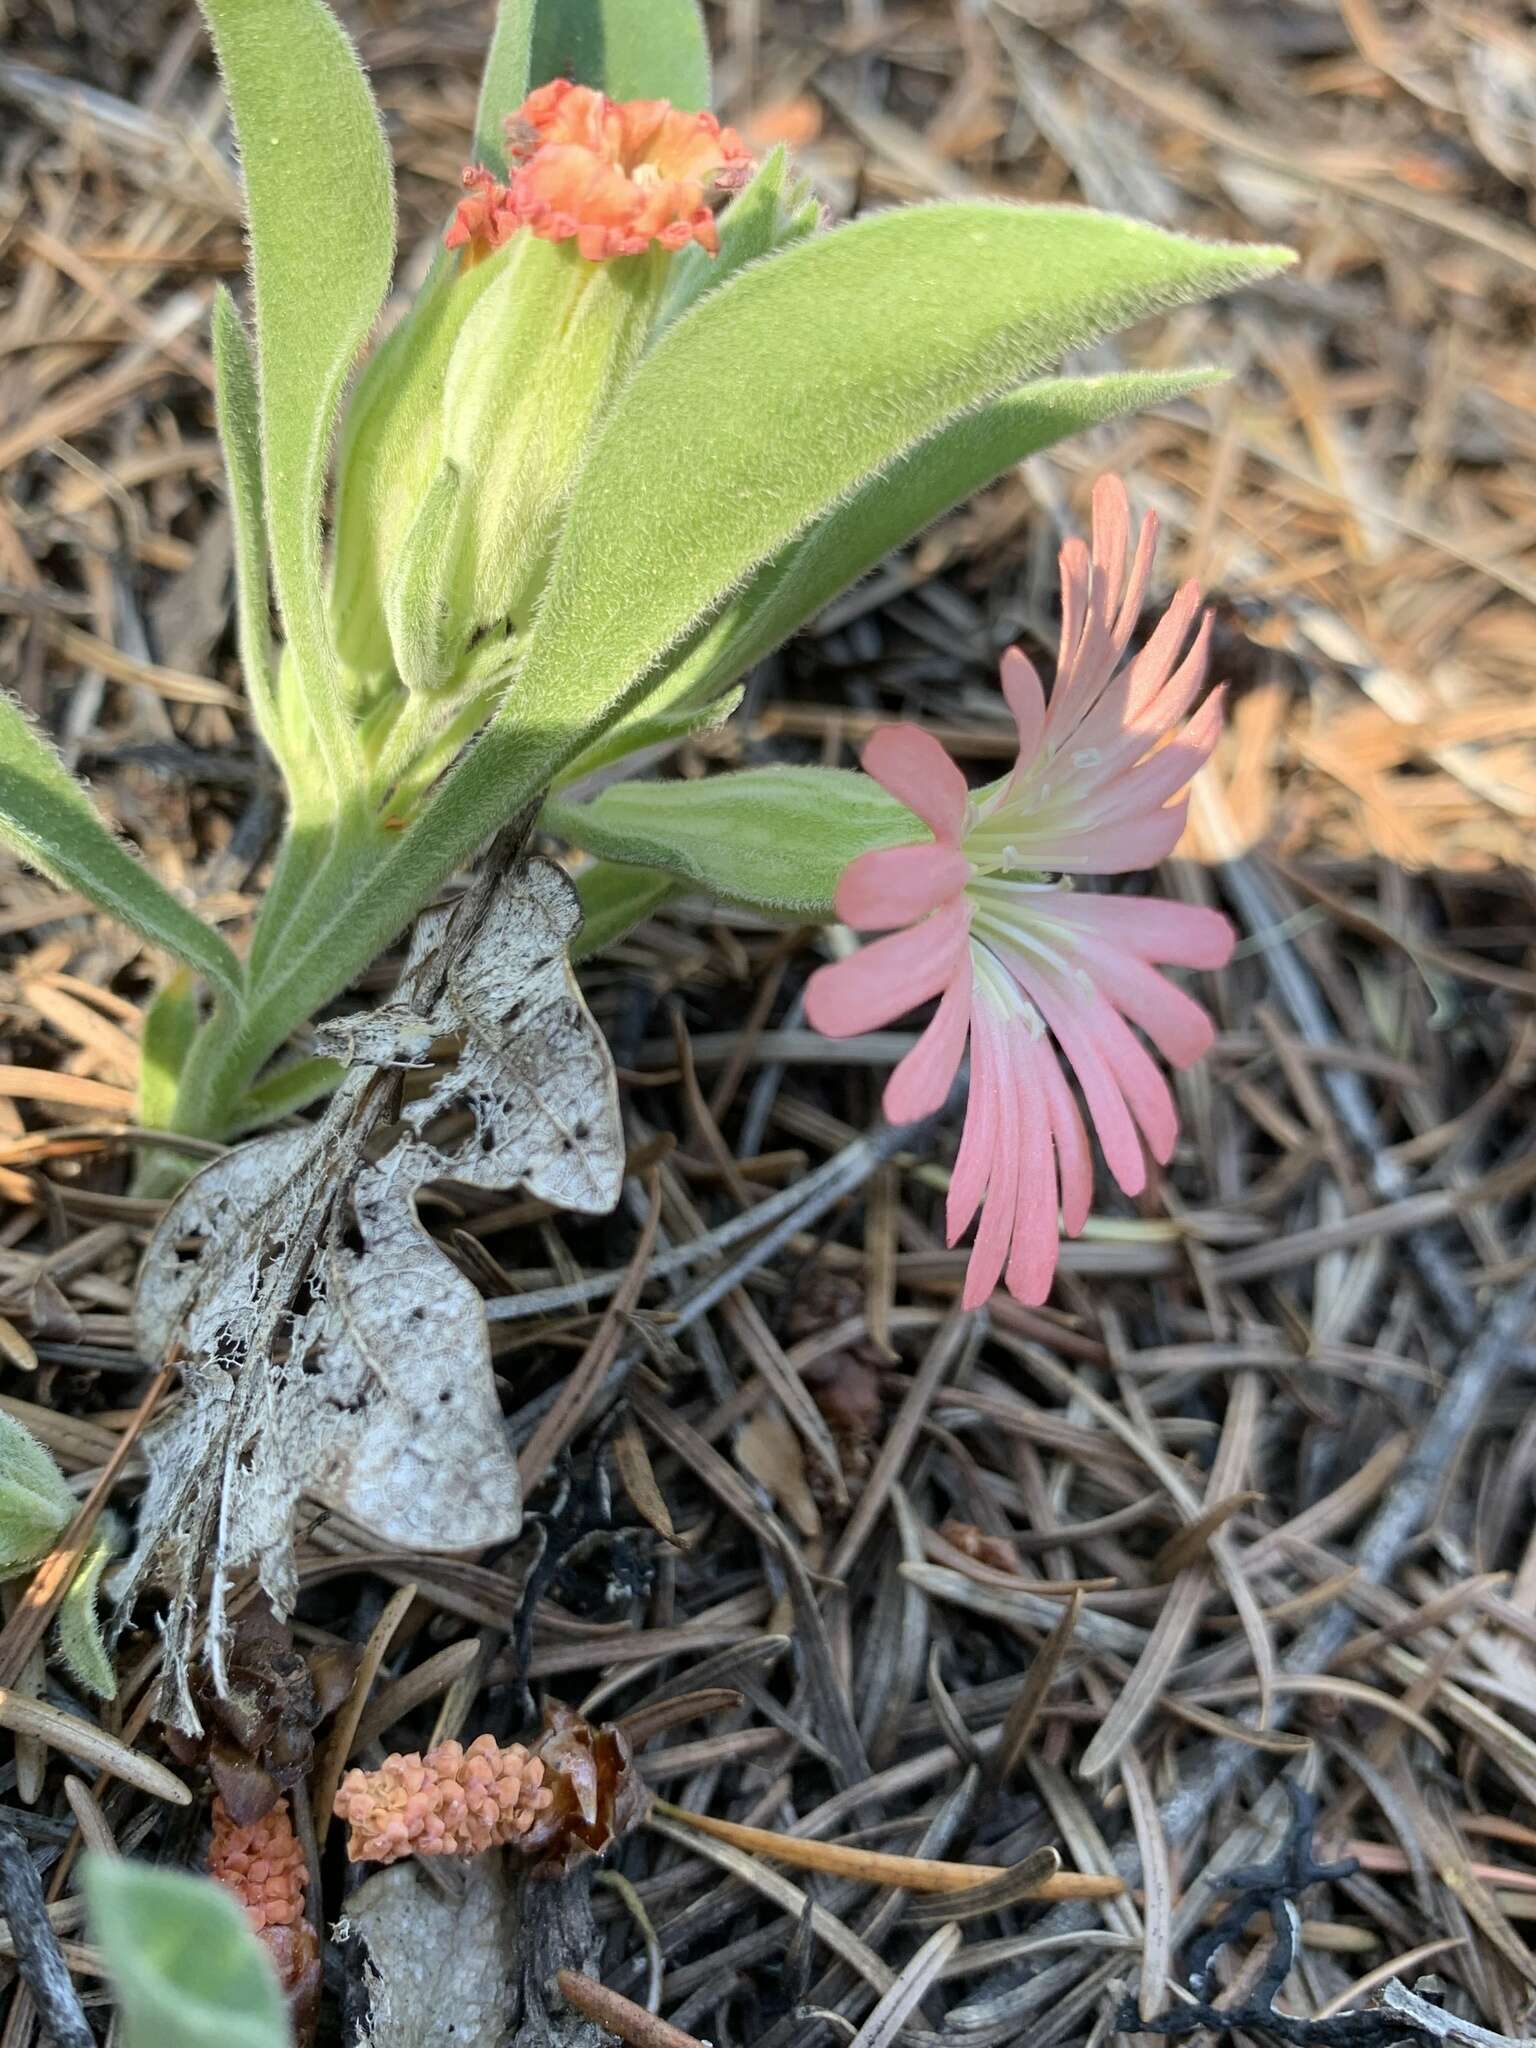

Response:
(125, 861), (623, 1723)
(343, 1856), (517, 2048)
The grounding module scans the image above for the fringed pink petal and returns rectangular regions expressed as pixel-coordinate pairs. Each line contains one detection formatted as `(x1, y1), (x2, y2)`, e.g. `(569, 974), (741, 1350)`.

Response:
(1081, 999), (1180, 1164)
(960, 1009), (1020, 1310)
(1048, 893), (1234, 969)
(1049, 536), (1092, 719)
(946, 1000), (1004, 1242)
(1122, 581), (1203, 726)
(861, 725), (969, 845)
(1004, 1031), (1059, 1306)
(1051, 475), (1133, 732)
(836, 843), (969, 930)
(1067, 694), (1223, 833)
(1068, 612), (1213, 777)
(803, 903), (967, 1038)
(1110, 508), (1159, 656)
(1040, 1049), (1094, 1236)
(1031, 799), (1190, 875)
(883, 968), (971, 1125)
(1089, 475), (1131, 628)
(1012, 963), (1147, 1197)
(1066, 938), (1217, 1068)
(1000, 647), (1046, 777)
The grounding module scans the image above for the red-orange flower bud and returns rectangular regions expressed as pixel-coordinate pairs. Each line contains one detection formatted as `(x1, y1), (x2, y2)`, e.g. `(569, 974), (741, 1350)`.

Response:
(446, 80), (751, 265)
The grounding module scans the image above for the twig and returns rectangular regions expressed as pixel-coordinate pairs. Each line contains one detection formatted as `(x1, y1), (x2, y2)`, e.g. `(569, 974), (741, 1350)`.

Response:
(0, 1825), (93, 2048)
(556, 1971), (708, 2048)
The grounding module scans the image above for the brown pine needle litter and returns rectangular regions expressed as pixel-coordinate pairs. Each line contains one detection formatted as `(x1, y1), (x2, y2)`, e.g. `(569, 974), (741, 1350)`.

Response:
(3, 1), (1536, 2044)
(654, 1798), (1124, 1899)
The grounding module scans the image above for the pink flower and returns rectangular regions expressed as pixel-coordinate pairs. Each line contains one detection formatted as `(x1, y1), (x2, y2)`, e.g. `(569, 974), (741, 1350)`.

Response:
(804, 476), (1233, 1309)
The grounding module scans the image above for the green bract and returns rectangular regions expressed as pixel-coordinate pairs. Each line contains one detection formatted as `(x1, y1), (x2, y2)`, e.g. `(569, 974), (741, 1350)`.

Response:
(0, 0), (1292, 1149)
(548, 767), (922, 919)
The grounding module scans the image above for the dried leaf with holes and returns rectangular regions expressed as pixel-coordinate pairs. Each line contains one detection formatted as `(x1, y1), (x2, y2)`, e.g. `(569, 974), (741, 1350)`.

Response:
(124, 861), (623, 1727)
(341, 1855), (518, 2048)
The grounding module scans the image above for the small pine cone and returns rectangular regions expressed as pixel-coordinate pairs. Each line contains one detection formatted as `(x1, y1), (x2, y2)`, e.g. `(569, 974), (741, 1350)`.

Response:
(334, 1734), (555, 1865)
(208, 1795), (320, 2005)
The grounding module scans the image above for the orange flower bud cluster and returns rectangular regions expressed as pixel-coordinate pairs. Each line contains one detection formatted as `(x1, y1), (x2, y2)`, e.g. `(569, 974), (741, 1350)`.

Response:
(446, 79), (751, 265)
(333, 1733), (556, 1864)
(207, 1795), (320, 2004)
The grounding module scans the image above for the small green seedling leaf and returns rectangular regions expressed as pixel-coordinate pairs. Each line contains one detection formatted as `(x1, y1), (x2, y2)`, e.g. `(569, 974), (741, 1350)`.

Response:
(201, 0), (395, 784)
(54, 1521), (118, 1700)
(549, 766), (921, 918)
(0, 695), (244, 1006)
(0, 1413), (119, 1697)
(83, 1857), (288, 2048)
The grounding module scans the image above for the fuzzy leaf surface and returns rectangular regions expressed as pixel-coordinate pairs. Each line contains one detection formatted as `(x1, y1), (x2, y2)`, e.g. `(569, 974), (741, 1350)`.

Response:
(201, 0), (394, 772)
(488, 209), (1286, 775)
(650, 367), (1222, 719)
(84, 1858), (287, 2048)
(550, 766), (919, 917)
(571, 859), (679, 959)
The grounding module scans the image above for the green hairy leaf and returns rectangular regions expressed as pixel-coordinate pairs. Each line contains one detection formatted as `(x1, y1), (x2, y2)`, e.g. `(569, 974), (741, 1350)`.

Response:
(495, 207), (1288, 775)
(54, 1522), (118, 1699)
(0, 1412), (118, 1697)
(654, 147), (820, 337)
(571, 859), (679, 959)
(385, 460), (470, 693)
(478, 0), (714, 170)
(83, 1858), (288, 2048)
(230, 1054), (346, 1134)
(646, 366), (1222, 723)
(474, 0), (536, 168)
(210, 289), (287, 775)
(138, 972), (201, 1131)
(332, 252), (500, 684)
(201, 0), (395, 781)
(531, 0), (710, 108)
(554, 686), (743, 789)
(0, 1407), (76, 1569)
(0, 695), (244, 1005)
(549, 766), (922, 918)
